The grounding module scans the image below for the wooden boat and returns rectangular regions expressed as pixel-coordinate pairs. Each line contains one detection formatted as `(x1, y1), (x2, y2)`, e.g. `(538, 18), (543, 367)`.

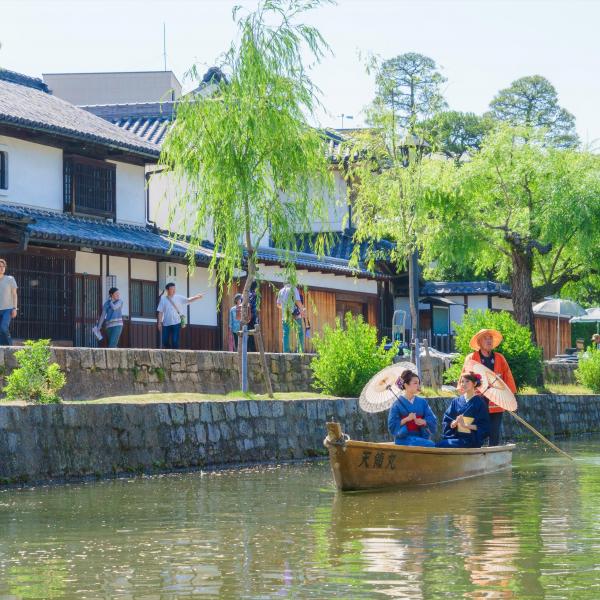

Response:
(324, 422), (515, 491)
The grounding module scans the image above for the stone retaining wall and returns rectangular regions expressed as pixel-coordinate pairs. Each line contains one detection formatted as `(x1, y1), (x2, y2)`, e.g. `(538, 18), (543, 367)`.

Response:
(0, 348), (314, 400)
(0, 394), (598, 485)
(543, 361), (577, 385)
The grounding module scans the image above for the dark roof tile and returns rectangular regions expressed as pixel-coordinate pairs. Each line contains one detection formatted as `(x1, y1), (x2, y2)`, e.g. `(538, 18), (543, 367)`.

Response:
(421, 281), (512, 297)
(0, 71), (160, 159)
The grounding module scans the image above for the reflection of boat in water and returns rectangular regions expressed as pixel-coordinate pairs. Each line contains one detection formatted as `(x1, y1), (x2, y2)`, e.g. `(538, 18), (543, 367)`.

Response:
(324, 422), (514, 491)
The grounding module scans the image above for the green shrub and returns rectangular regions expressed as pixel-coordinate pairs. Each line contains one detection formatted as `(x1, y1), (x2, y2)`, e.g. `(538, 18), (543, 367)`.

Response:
(575, 347), (600, 393)
(311, 313), (399, 397)
(3, 339), (66, 403)
(444, 310), (542, 390)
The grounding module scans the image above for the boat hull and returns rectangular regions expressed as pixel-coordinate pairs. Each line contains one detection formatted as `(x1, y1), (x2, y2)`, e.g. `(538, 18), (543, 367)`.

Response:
(325, 429), (514, 491)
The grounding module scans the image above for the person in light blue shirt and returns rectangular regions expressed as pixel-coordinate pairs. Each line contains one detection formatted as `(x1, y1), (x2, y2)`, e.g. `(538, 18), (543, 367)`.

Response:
(388, 369), (437, 447)
(229, 293), (243, 350)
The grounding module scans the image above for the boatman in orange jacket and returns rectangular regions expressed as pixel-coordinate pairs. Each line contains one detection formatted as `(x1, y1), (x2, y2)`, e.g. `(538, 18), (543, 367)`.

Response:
(462, 328), (516, 447)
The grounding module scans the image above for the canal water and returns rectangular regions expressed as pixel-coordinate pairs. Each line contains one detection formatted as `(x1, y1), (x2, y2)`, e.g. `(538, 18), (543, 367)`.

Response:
(0, 439), (599, 599)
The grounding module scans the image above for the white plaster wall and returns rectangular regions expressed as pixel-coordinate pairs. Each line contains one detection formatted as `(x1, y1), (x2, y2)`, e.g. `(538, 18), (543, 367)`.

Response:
(110, 161), (146, 226)
(467, 295), (489, 312)
(107, 256), (129, 316)
(394, 296), (412, 333)
(188, 268), (218, 326)
(492, 296), (514, 312)
(147, 170), (213, 241)
(75, 251), (101, 276)
(446, 295), (466, 331)
(257, 264), (377, 294)
(0, 136), (62, 210)
(131, 258), (157, 281)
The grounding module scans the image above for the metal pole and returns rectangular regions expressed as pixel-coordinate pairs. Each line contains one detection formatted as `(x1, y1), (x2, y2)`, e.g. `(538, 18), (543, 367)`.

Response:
(557, 310), (560, 356)
(241, 325), (248, 392)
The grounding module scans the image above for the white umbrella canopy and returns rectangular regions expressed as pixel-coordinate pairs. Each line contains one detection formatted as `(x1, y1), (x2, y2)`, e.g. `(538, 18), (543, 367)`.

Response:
(570, 308), (600, 323)
(533, 299), (586, 317)
(359, 362), (417, 413)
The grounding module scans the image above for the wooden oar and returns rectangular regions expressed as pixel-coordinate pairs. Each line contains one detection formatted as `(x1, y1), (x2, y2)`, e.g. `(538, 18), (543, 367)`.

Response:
(506, 410), (574, 461)
(478, 373), (574, 461)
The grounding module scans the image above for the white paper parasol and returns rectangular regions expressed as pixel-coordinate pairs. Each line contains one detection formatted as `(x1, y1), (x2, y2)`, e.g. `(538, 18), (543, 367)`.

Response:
(359, 362), (417, 413)
(464, 360), (574, 460)
(464, 359), (518, 412)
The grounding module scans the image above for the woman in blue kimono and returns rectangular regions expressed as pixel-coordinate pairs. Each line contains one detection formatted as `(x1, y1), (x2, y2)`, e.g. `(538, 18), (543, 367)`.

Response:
(436, 372), (490, 448)
(388, 369), (437, 447)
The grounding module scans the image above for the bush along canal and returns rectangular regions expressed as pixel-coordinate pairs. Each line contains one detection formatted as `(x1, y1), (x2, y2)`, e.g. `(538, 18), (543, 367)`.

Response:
(0, 394), (599, 485)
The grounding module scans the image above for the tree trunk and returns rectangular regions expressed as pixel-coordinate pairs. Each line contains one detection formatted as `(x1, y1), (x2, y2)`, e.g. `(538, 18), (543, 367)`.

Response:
(510, 249), (537, 344)
(408, 249), (420, 362)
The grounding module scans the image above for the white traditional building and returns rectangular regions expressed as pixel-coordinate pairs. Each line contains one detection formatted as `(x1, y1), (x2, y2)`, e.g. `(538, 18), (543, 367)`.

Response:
(79, 71), (395, 352)
(0, 69), (219, 348)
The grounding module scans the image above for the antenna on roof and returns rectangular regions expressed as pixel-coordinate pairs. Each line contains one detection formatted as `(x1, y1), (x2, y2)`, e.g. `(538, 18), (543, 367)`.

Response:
(163, 22), (167, 71)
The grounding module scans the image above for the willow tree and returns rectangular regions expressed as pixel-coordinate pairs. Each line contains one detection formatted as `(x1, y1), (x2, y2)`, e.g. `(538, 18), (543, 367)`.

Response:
(347, 53), (448, 353)
(422, 126), (600, 340)
(346, 117), (453, 352)
(160, 1), (333, 390)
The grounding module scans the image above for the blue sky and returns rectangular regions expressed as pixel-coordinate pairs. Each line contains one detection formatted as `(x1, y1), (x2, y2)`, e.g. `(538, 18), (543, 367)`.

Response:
(1, 0), (598, 144)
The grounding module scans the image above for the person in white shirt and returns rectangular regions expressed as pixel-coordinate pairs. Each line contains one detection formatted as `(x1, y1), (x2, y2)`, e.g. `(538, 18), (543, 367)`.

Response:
(276, 282), (306, 352)
(157, 282), (203, 349)
(0, 259), (18, 346)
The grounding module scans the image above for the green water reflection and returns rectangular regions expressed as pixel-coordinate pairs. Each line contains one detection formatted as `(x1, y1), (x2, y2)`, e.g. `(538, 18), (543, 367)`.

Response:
(0, 439), (599, 599)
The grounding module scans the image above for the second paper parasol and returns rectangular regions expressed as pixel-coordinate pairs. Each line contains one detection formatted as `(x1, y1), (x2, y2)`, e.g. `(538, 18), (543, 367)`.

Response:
(464, 359), (573, 460)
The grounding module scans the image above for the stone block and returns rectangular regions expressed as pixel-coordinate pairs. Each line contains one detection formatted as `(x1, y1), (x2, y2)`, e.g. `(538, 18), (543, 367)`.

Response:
(271, 402), (284, 418)
(156, 404), (171, 425)
(207, 423), (221, 443)
(186, 402), (200, 421)
(211, 403), (225, 422)
(223, 402), (237, 421)
(169, 404), (186, 426)
(79, 348), (94, 369)
(194, 423), (207, 444)
(200, 403), (213, 423)
(236, 402), (250, 418)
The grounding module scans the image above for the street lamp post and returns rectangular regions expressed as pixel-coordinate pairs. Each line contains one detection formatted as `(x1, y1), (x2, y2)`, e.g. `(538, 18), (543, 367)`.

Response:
(339, 113), (353, 129)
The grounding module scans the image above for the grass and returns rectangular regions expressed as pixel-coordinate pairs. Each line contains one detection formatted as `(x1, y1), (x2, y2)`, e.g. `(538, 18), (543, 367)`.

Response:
(519, 383), (594, 395)
(69, 391), (340, 404)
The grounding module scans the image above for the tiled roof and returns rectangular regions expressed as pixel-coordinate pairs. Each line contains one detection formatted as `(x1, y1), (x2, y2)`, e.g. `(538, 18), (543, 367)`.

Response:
(85, 101), (350, 160)
(256, 245), (389, 279)
(0, 204), (385, 278)
(82, 102), (175, 146)
(0, 204), (211, 263)
(0, 69), (160, 160)
(292, 230), (394, 264)
(421, 281), (512, 297)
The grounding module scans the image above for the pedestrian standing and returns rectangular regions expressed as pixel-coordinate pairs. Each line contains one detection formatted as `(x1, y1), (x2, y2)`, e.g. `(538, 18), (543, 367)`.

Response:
(229, 293), (243, 350)
(97, 287), (124, 348)
(0, 259), (18, 346)
(157, 283), (203, 349)
(276, 282), (305, 353)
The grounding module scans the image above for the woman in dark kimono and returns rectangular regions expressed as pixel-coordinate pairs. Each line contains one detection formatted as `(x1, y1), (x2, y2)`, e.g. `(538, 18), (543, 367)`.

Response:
(436, 372), (490, 448)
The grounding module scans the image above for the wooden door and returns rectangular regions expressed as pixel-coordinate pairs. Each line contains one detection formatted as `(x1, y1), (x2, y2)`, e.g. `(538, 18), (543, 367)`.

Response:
(73, 274), (102, 347)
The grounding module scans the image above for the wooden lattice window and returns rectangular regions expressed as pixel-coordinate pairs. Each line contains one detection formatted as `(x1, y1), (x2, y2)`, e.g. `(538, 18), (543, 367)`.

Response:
(0, 151), (7, 190)
(64, 155), (116, 218)
(130, 279), (158, 318)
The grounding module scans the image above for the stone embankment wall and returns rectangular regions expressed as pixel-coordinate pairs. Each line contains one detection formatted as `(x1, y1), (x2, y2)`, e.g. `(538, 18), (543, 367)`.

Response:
(543, 361), (577, 385)
(0, 348), (314, 399)
(0, 394), (599, 485)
